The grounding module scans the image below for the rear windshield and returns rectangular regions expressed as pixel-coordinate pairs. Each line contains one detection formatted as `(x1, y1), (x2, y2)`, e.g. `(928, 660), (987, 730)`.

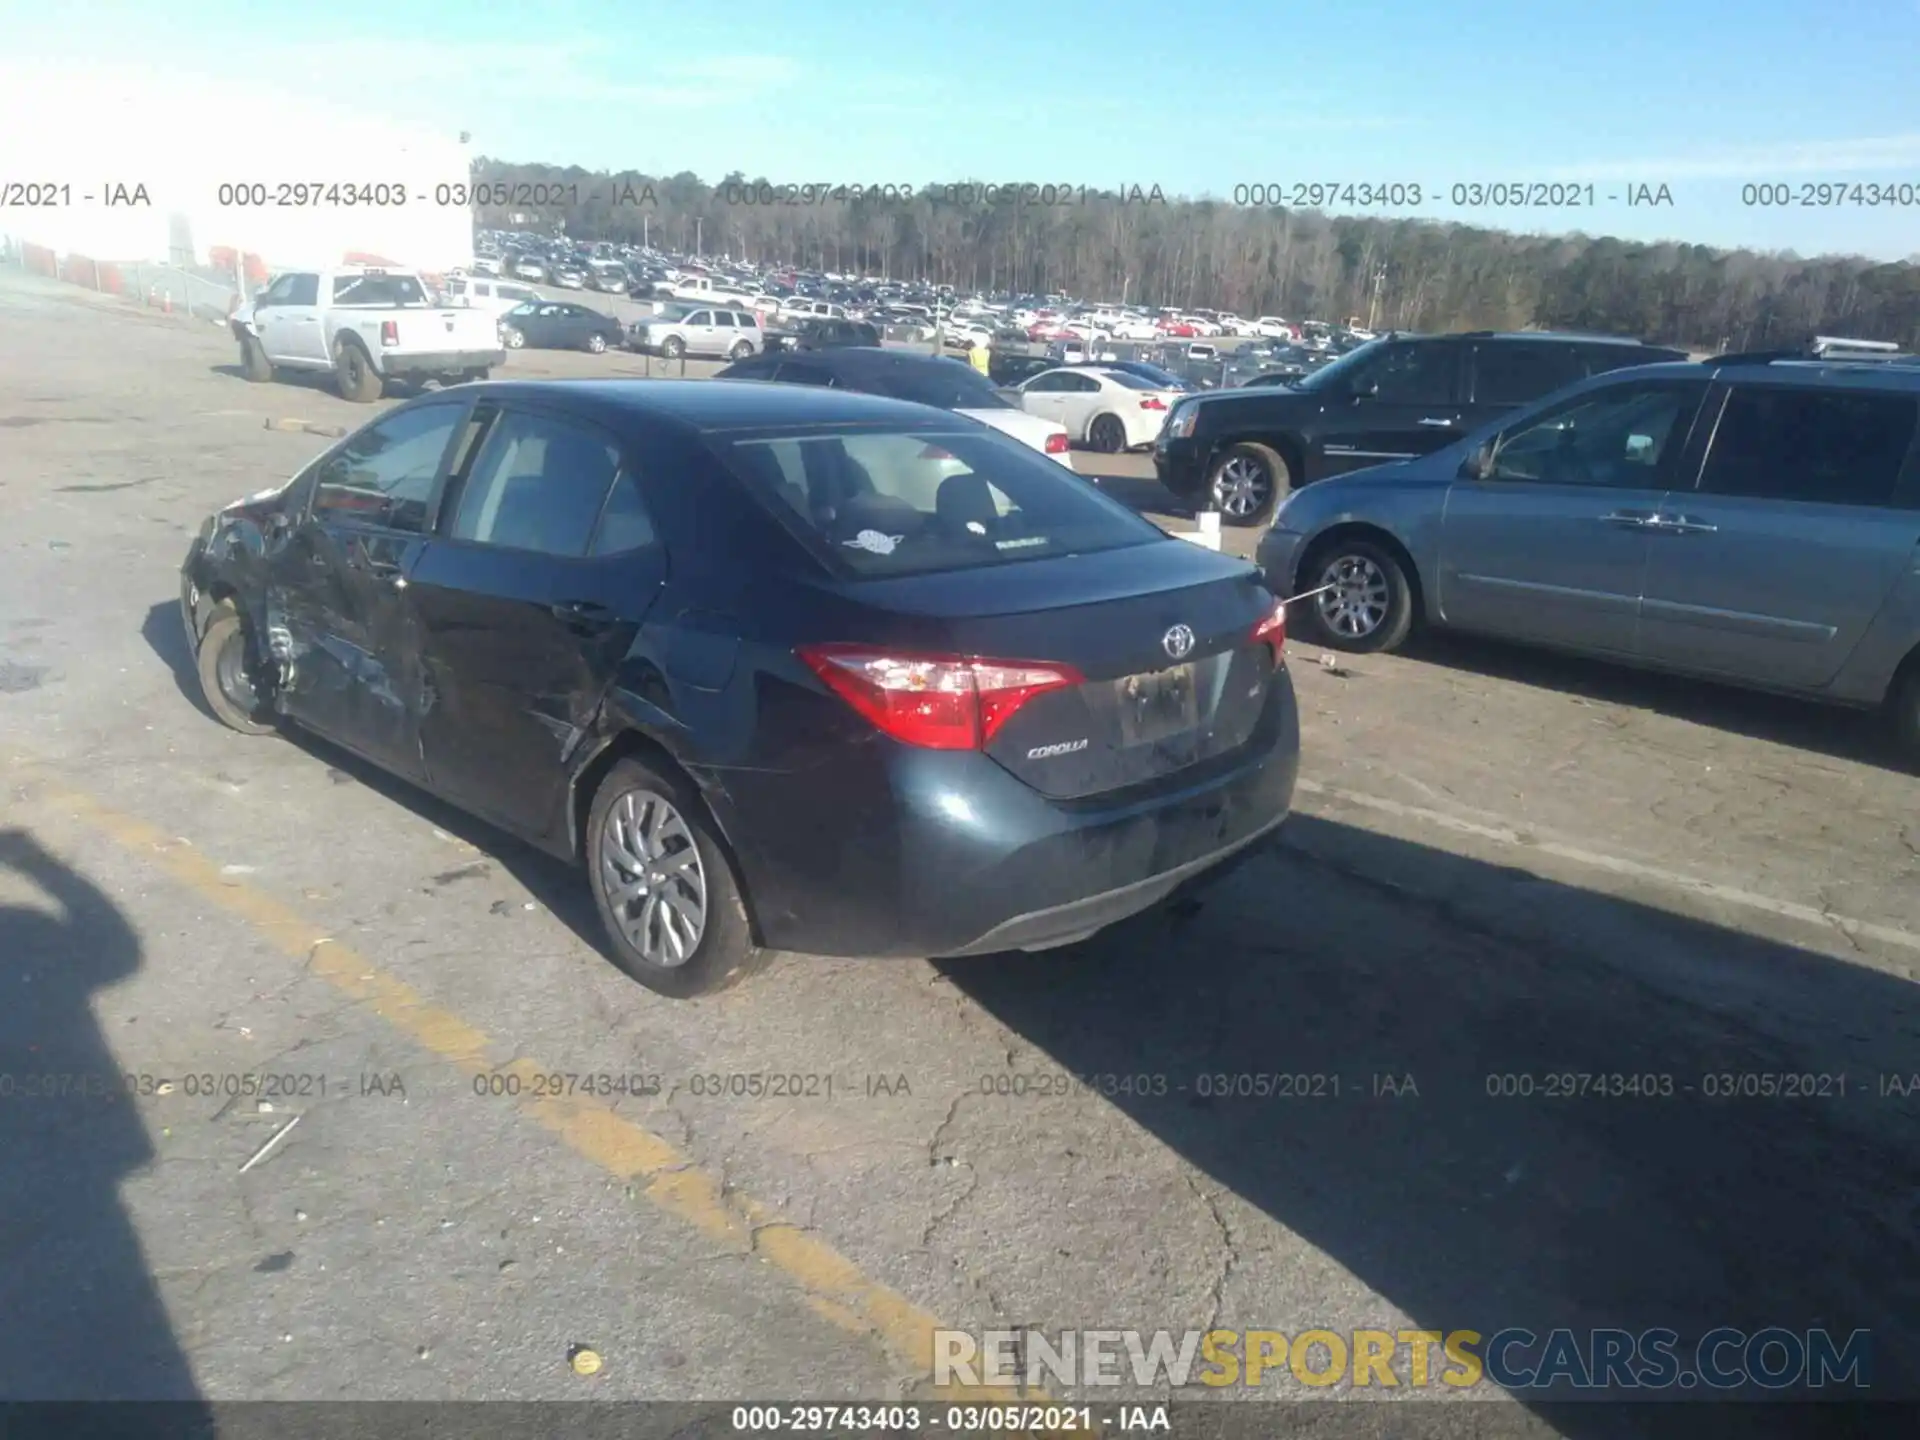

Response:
(715, 426), (1163, 577)
(851, 363), (1013, 411)
(1101, 370), (1161, 390)
(333, 273), (429, 306)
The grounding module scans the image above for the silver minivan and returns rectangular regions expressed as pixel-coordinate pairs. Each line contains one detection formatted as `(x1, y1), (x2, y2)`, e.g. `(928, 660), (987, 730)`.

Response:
(1256, 351), (1920, 758)
(629, 304), (764, 360)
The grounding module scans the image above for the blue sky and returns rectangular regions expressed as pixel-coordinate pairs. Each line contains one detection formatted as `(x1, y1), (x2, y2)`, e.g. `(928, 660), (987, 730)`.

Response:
(11, 0), (1920, 260)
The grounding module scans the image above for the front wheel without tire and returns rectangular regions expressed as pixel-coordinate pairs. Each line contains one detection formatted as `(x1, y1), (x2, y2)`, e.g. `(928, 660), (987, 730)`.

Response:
(195, 602), (277, 735)
(1296, 537), (1416, 654)
(586, 332), (608, 354)
(1206, 442), (1288, 526)
(333, 342), (383, 403)
(586, 759), (770, 997)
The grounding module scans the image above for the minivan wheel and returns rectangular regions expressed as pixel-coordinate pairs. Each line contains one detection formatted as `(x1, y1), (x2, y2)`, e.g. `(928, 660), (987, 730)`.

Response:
(1296, 538), (1416, 654)
(195, 601), (277, 736)
(1207, 442), (1287, 526)
(1089, 414), (1126, 453)
(586, 758), (769, 997)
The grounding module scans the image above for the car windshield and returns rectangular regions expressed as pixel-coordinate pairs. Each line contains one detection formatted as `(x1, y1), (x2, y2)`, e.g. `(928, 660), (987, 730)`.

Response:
(717, 426), (1162, 578)
(505, 301), (540, 317)
(1290, 335), (1390, 392)
(653, 303), (695, 322)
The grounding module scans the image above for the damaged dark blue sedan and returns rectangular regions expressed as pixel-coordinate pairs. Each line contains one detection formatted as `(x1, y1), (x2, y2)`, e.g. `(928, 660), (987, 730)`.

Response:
(180, 380), (1299, 995)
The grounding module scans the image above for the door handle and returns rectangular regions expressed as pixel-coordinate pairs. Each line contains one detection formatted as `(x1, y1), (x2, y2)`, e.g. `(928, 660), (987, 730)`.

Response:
(1600, 510), (1656, 528)
(551, 599), (614, 628)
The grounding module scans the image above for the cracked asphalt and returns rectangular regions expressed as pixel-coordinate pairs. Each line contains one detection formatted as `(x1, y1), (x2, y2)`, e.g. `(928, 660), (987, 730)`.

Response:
(2, 267), (1918, 1435)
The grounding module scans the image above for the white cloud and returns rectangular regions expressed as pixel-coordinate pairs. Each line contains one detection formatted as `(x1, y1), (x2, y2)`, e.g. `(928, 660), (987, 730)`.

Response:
(1542, 134), (1920, 181)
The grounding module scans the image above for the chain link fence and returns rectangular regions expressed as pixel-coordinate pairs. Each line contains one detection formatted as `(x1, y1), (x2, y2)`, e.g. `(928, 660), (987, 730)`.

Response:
(0, 237), (246, 325)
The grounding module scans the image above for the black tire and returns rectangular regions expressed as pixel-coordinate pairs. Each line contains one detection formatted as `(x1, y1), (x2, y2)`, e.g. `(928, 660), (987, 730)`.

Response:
(585, 757), (770, 998)
(1890, 662), (1920, 768)
(1295, 536), (1416, 654)
(502, 327), (526, 350)
(586, 332), (608, 354)
(238, 333), (273, 382)
(1089, 413), (1126, 454)
(729, 340), (753, 360)
(333, 341), (383, 403)
(195, 602), (277, 736)
(1205, 441), (1288, 527)
(661, 335), (686, 359)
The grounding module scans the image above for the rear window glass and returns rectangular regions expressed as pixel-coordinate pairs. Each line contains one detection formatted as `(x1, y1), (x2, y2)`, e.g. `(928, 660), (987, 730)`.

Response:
(332, 273), (429, 307)
(851, 363), (1012, 411)
(715, 427), (1163, 577)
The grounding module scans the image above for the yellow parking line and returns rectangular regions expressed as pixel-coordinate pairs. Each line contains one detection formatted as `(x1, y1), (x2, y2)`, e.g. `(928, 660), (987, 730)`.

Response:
(8, 760), (1037, 1401)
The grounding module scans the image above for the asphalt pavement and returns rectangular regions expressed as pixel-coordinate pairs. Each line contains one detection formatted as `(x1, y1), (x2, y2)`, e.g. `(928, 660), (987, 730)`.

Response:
(2, 266), (1918, 1436)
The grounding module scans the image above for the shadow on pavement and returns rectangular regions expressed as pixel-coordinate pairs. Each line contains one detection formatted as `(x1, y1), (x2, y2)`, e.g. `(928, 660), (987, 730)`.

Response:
(142, 601), (212, 725)
(942, 813), (1920, 1438)
(1401, 630), (1909, 772)
(0, 829), (207, 1404)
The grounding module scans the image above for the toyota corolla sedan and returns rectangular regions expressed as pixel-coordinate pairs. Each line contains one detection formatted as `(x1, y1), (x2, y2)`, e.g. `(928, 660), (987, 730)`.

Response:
(180, 381), (1300, 995)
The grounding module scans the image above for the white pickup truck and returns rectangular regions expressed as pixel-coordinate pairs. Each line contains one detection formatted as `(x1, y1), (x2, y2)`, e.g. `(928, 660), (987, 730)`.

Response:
(231, 266), (507, 403)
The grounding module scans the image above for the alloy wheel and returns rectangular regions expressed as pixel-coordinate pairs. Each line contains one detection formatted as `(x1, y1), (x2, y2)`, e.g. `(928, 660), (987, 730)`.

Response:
(598, 789), (708, 968)
(1315, 554), (1391, 639)
(1211, 455), (1272, 519)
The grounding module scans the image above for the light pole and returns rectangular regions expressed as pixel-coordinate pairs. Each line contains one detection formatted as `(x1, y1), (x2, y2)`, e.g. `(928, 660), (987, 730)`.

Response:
(1367, 267), (1387, 331)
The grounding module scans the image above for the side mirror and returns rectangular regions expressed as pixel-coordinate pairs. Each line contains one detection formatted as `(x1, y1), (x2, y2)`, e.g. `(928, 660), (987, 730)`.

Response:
(1462, 440), (1496, 480)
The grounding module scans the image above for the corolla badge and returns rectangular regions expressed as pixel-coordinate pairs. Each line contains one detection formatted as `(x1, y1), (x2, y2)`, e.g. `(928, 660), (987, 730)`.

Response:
(843, 529), (906, 555)
(1162, 624), (1196, 659)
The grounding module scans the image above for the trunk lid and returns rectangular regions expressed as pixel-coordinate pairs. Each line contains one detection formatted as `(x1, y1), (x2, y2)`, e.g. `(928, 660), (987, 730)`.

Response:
(846, 542), (1279, 798)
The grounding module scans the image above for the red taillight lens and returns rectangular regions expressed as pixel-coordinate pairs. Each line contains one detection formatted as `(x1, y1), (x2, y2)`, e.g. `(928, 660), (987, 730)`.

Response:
(797, 646), (1083, 750)
(380, 320), (399, 346)
(1044, 431), (1071, 455)
(1140, 397), (1167, 410)
(1250, 597), (1288, 661)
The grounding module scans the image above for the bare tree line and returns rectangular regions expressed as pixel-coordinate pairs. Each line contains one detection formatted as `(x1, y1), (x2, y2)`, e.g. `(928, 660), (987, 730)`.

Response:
(474, 160), (1920, 352)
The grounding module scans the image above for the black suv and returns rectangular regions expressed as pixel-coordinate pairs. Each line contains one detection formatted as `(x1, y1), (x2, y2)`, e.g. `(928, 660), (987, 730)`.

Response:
(1153, 331), (1688, 524)
(762, 317), (883, 352)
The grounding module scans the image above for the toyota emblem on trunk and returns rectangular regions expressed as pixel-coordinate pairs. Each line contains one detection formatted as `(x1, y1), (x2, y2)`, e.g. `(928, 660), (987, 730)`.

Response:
(1162, 624), (1196, 659)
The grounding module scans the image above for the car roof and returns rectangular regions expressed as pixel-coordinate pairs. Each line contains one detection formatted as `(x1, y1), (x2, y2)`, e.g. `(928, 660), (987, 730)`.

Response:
(449, 377), (967, 433)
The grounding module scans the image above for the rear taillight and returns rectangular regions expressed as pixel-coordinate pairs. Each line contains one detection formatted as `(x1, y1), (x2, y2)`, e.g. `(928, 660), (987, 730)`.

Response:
(1250, 597), (1287, 662)
(380, 320), (399, 347)
(1044, 431), (1071, 455)
(1139, 397), (1167, 410)
(798, 646), (1083, 750)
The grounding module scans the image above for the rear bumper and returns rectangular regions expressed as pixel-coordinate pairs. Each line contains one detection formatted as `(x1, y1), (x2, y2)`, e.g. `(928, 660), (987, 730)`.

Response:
(720, 671), (1300, 959)
(377, 349), (506, 376)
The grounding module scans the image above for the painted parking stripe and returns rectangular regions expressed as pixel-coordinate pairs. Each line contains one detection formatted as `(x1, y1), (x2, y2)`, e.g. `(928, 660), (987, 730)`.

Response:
(1296, 777), (1920, 959)
(5, 758), (1046, 1405)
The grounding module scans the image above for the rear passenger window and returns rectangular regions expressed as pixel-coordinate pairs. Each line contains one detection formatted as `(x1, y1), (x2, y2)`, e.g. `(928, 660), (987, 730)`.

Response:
(1474, 344), (1581, 404)
(450, 412), (621, 557)
(589, 473), (658, 555)
(1699, 388), (1917, 508)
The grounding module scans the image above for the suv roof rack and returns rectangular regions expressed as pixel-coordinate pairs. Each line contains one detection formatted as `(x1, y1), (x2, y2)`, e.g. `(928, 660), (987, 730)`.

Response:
(1707, 340), (1920, 366)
